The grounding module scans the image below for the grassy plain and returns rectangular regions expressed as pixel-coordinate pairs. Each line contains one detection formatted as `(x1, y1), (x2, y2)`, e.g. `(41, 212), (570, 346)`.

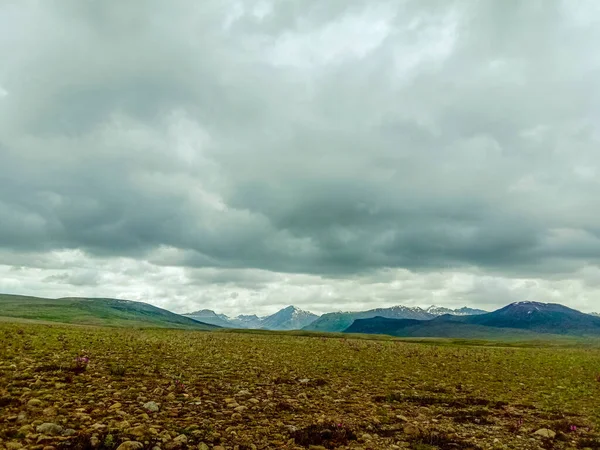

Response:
(1, 323), (600, 450)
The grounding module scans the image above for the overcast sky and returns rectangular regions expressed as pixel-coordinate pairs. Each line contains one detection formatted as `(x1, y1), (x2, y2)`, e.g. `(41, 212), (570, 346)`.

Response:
(1, 1), (599, 316)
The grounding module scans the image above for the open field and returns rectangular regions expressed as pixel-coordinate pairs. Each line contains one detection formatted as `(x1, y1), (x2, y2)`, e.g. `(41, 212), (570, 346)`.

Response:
(1, 323), (600, 450)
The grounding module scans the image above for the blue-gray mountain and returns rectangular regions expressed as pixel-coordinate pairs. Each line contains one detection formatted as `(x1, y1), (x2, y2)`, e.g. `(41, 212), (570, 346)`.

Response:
(184, 306), (318, 331)
(302, 305), (487, 333)
(346, 302), (600, 338)
(184, 305), (487, 331)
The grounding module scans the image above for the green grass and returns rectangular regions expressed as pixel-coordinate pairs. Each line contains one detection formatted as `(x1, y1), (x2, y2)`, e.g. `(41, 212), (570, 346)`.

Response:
(0, 293), (217, 330)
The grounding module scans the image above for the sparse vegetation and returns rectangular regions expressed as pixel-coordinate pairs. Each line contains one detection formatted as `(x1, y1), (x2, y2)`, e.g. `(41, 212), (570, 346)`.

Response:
(1, 322), (599, 449)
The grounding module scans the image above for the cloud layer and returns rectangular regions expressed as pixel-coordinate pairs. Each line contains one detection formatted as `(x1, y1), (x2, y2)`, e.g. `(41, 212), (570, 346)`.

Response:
(1, 0), (599, 314)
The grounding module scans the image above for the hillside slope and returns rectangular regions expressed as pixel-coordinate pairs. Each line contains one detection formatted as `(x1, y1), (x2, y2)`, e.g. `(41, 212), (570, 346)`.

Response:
(0, 294), (218, 330)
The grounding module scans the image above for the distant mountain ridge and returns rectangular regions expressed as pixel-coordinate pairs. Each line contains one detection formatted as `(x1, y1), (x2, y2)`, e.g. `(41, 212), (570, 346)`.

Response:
(346, 301), (600, 338)
(184, 305), (319, 330)
(303, 305), (487, 333)
(184, 304), (486, 331)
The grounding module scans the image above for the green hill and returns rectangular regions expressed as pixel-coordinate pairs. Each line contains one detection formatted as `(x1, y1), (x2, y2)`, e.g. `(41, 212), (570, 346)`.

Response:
(0, 294), (218, 330)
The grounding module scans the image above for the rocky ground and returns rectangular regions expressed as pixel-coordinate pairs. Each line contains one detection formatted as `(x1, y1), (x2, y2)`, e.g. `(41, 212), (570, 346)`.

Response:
(1, 324), (600, 450)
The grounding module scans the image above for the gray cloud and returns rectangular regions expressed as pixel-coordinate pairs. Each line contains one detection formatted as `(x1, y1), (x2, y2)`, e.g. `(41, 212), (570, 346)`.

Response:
(1, 0), (599, 313)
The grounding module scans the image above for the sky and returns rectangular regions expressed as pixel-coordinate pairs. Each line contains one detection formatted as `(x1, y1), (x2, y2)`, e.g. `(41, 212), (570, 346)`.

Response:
(1, 0), (599, 316)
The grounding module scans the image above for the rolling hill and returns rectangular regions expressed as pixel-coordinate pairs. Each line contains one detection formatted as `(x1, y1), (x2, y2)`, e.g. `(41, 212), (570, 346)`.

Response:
(345, 301), (600, 338)
(0, 294), (218, 330)
(304, 305), (486, 333)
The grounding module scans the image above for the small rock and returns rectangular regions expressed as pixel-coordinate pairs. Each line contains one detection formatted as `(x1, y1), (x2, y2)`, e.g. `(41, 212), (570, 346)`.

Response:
(6, 443), (24, 450)
(403, 424), (420, 437)
(213, 447), (225, 450)
(27, 399), (43, 409)
(143, 401), (160, 412)
(234, 406), (247, 412)
(116, 442), (144, 450)
(43, 446), (56, 450)
(109, 403), (122, 411)
(90, 436), (101, 448)
(165, 434), (188, 450)
(236, 390), (251, 397)
(534, 429), (556, 439)
(36, 423), (63, 436)
(174, 435), (188, 444)
(42, 407), (57, 417)
(62, 429), (77, 437)
(198, 444), (209, 450)
(128, 425), (147, 438)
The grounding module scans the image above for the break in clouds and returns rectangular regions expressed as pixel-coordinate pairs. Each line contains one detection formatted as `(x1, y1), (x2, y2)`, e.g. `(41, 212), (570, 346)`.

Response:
(0, 1), (599, 315)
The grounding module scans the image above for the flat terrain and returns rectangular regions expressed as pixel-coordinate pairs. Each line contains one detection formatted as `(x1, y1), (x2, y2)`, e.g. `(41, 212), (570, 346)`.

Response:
(1, 323), (600, 450)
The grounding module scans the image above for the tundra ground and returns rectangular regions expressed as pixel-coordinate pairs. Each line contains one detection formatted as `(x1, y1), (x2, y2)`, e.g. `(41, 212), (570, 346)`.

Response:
(1, 324), (600, 450)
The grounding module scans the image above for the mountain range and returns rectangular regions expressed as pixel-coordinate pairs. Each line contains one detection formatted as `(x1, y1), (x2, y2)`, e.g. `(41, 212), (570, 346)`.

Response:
(346, 301), (600, 338)
(183, 304), (487, 331)
(184, 305), (319, 330)
(302, 305), (487, 333)
(3, 292), (599, 338)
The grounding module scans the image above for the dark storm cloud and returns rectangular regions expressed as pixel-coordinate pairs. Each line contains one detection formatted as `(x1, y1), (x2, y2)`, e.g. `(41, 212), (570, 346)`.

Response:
(0, 0), (599, 281)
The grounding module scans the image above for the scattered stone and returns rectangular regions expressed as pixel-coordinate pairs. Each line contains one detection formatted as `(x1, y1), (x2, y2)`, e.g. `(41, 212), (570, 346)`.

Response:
(90, 435), (101, 448)
(109, 403), (122, 410)
(534, 429), (556, 439)
(143, 401), (160, 412)
(173, 435), (188, 444)
(403, 424), (420, 437)
(62, 429), (77, 437)
(27, 399), (43, 409)
(128, 425), (147, 438)
(198, 444), (209, 450)
(116, 442), (144, 450)
(36, 423), (63, 436)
